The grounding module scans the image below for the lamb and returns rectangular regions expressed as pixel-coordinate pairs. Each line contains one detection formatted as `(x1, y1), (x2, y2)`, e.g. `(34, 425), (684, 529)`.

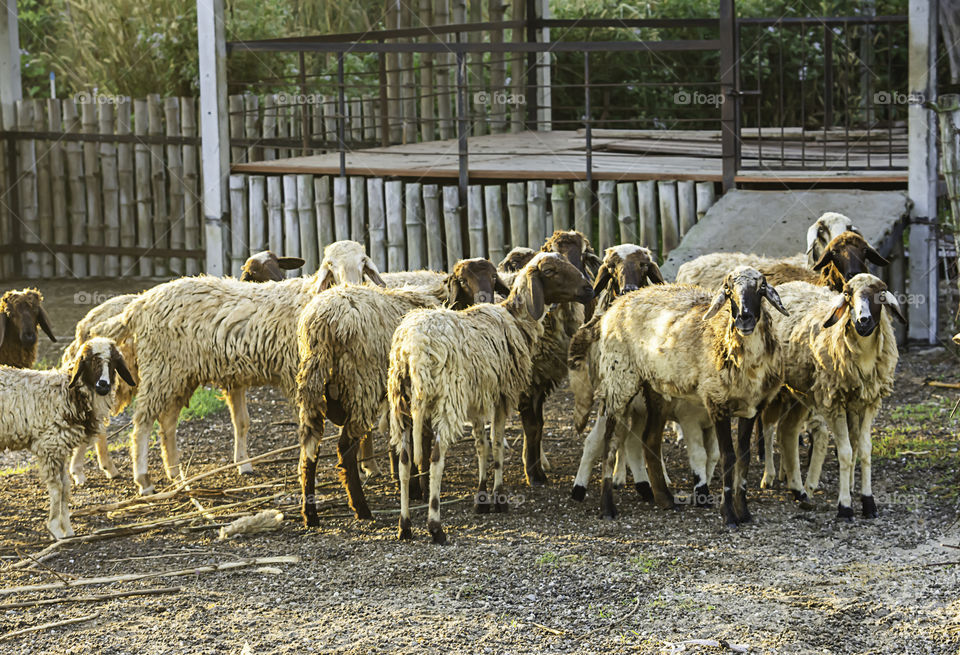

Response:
(388, 252), (593, 543)
(0, 337), (135, 538)
(519, 230), (601, 486)
(0, 288), (57, 368)
(593, 267), (788, 526)
(296, 258), (507, 525)
(67, 250), (317, 485)
(761, 275), (901, 519)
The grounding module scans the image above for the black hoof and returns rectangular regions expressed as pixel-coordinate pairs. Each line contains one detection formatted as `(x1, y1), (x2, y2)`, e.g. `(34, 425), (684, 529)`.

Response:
(571, 485), (587, 502)
(475, 491), (491, 514)
(601, 508), (618, 521)
(791, 490), (814, 511)
(494, 499), (509, 513)
(861, 495), (878, 519)
(612, 482), (624, 490)
(526, 468), (548, 487)
(837, 503), (854, 522)
(721, 502), (739, 528)
(635, 481), (654, 502)
(303, 514), (320, 528)
(398, 527), (412, 540)
(429, 526), (447, 545)
(354, 506), (373, 521)
(738, 509), (753, 524)
(693, 484), (712, 507)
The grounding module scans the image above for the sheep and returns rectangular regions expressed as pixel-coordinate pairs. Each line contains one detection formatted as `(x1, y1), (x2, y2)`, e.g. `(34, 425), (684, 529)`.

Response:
(296, 258), (508, 525)
(388, 252), (593, 543)
(518, 230), (601, 486)
(67, 250), (317, 485)
(498, 247), (537, 273)
(0, 337), (135, 538)
(806, 211), (859, 265)
(0, 288), (57, 369)
(761, 275), (901, 519)
(593, 267), (788, 526)
(312, 240), (387, 290)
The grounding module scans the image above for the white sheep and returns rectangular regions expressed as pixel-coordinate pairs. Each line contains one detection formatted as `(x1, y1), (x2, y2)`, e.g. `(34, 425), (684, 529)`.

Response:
(0, 337), (135, 538)
(762, 274), (901, 519)
(388, 252), (593, 543)
(594, 267), (788, 526)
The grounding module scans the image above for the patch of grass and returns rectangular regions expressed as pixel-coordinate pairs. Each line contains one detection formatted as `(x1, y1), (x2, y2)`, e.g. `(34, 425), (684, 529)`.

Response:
(179, 387), (227, 421)
(0, 462), (32, 476)
(629, 554), (660, 574)
(536, 551), (582, 567)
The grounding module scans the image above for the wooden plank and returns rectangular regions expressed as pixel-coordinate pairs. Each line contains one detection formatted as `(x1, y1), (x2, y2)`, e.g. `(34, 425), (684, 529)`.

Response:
(97, 102), (120, 276)
(422, 183), (444, 270)
(262, 94), (278, 161)
(350, 176), (367, 245)
(267, 176), (283, 254)
(282, 174), (300, 260)
(435, 0), (453, 141)
(229, 175), (247, 276)
(16, 100), (40, 277)
(442, 185), (463, 271)
(147, 95), (168, 276)
(297, 174), (318, 272)
(467, 184), (485, 258)
(399, 3), (416, 144)
(244, 94), (260, 162)
(47, 99), (69, 277)
(418, 0), (435, 142)
(0, 107), (9, 278)
(164, 98), (185, 275)
(573, 181), (591, 243)
(228, 94), (244, 163)
(132, 98), (152, 276)
(81, 100), (103, 276)
(526, 180), (546, 248)
(616, 182), (637, 245)
(551, 183), (570, 232)
(636, 180), (657, 253)
(695, 181), (715, 220)
(385, 180), (406, 271)
(385, 1), (402, 144)
(248, 175), (266, 253)
(404, 182), (425, 270)
(488, 0), (507, 135)
(597, 180), (616, 251)
(333, 176), (349, 241)
(314, 175), (334, 257)
(484, 185), (505, 264)
(350, 97), (363, 143)
(276, 93), (290, 159)
(181, 97), (201, 275)
(367, 177), (387, 270)
(468, 0), (485, 138)
(312, 95), (324, 155)
(506, 182), (526, 249)
(33, 99), (53, 277)
(657, 180), (680, 255)
(677, 180), (696, 238)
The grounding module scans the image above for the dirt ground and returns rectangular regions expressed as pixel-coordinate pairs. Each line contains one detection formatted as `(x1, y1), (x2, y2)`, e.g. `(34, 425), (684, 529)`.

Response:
(1, 278), (959, 654)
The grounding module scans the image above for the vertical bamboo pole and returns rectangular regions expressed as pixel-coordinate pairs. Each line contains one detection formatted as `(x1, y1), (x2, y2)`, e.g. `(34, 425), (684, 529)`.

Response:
(510, 0), (526, 133)
(636, 181), (657, 253)
(442, 186), (463, 270)
(484, 185), (505, 263)
(488, 0), (507, 134)
(267, 176), (283, 254)
(312, 95), (325, 154)
(405, 182), (425, 269)
(362, 96), (376, 142)
(350, 176), (367, 244)
(322, 95), (337, 146)
(506, 182), (526, 249)
(418, 0), (435, 142)
(31, 100), (53, 277)
(526, 180), (546, 248)
(262, 94), (278, 161)
(677, 180), (696, 238)
(276, 94), (290, 159)
(616, 182), (637, 246)
(597, 180), (616, 251)
(17, 100), (40, 277)
(282, 174), (300, 260)
(468, 0), (485, 137)
(244, 94), (260, 162)
(399, 4), (417, 144)
(147, 95), (168, 276)
(132, 98), (152, 276)
(98, 102), (120, 276)
(81, 100), (103, 276)
(333, 176), (349, 241)
(181, 97), (201, 275)
(423, 183), (444, 270)
(367, 177), (387, 270)
(385, 180), (406, 271)
(229, 175), (247, 276)
(315, 176), (335, 258)
(550, 183), (570, 232)
(350, 97), (363, 143)
(573, 180), (591, 243)
(47, 99), (69, 277)
(228, 94), (244, 163)
(386, 0), (402, 144)
(695, 181), (716, 220)
(658, 181), (680, 256)
(297, 174), (318, 272)
(467, 184), (485, 258)
(435, 0), (453, 140)
(164, 98), (184, 275)
(248, 175), (266, 255)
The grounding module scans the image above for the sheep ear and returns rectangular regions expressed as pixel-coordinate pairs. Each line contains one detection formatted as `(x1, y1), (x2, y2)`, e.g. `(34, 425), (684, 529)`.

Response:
(702, 289), (727, 320)
(880, 290), (906, 324)
(583, 251), (602, 279)
(69, 359), (84, 388)
(525, 270), (546, 320)
(822, 294), (848, 328)
(444, 275), (465, 308)
(592, 264), (613, 295)
(865, 246), (889, 267)
(277, 256), (305, 271)
(812, 247), (834, 272)
(0, 313), (5, 345)
(646, 262), (665, 285)
(363, 258), (386, 287)
(494, 275), (510, 297)
(317, 266), (336, 292)
(111, 346), (137, 387)
(763, 284), (790, 316)
(37, 306), (56, 342)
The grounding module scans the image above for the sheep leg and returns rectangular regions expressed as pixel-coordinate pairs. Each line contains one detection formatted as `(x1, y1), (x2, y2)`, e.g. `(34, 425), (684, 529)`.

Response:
(358, 432), (382, 479)
(571, 413), (607, 501)
(338, 424), (372, 520)
(427, 435), (448, 545)
(157, 406), (183, 482)
(225, 388), (253, 475)
(41, 459), (66, 540)
(734, 416), (754, 523)
(856, 406), (878, 518)
(804, 420), (831, 497)
(131, 407), (155, 495)
(298, 420), (322, 527)
(760, 404), (782, 490)
(715, 414), (739, 528)
(397, 421), (413, 540)
(69, 442), (89, 487)
(599, 412), (622, 520)
(418, 424), (434, 501)
(825, 413), (855, 521)
(519, 392), (548, 486)
(704, 426), (719, 489)
(623, 422), (655, 502)
(492, 406), (509, 513)
(678, 418), (710, 506)
(474, 420), (492, 514)
(612, 448), (628, 489)
(777, 402), (812, 508)
(640, 396), (675, 511)
(94, 431), (119, 479)
(59, 462), (74, 538)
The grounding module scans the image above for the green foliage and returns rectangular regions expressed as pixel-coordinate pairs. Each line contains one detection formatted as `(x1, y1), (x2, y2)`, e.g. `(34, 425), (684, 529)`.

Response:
(179, 386), (227, 421)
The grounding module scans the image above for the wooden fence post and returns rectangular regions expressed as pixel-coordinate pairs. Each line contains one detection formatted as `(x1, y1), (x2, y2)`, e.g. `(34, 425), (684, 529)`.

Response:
(386, 180), (406, 271)
(637, 181), (657, 253)
(315, 176), (334, 258)
(658, 181), (680, 255)
(616, 182), (638, 245)
(677, 180), (696, 237)
(405, 182), (425, 269)
(147, 95), (168, 276)
(350, 176), (366, 244)
(33, 99), (53, 277)
(507, 182), (527, 250)
(333, 176), (349, 241)
(597, 180), (616, 251)
(367, 177), (387, 270)
(485, 185), (505, 264)
(282, 175), (300, 261)
(81, 100), (103, 276)
(47, 99), (69, 277)
(115, 98), (136, 276)
(97, 101), (120, 277)
(573, 181), (591, 243)
(181, 97), (201, 275)
(695, 181), (716, 220)
(164, 97), (185, 275)
(551, 183), (571, 232)
(423, 184), (444, 270)
(16, 100), (40, 277)
(468, 184), (486, 258)
(442, 186), (463, 270)
(527, 180), (547, 248)
(267, 176), (283, 255)
(132, 98), (152, 276)
(248, 175), (266, 255)
(229, 175), (247, 276)
(297, 174), (318, 272)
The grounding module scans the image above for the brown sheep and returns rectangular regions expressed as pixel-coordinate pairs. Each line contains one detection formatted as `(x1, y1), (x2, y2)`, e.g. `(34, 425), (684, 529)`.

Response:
(0, 288), (57, 369)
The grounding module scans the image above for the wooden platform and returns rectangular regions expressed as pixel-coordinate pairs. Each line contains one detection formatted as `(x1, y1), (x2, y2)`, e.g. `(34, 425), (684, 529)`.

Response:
(231, 130), (909, 184)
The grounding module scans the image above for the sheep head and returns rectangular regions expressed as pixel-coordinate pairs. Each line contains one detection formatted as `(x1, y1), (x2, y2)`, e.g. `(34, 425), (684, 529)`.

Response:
(822, 274), (905, 337)
(811, 231), (888, 291)
(593, 244), (664, 297)
(497, 247), (537, 273)
(445, 258), (510, 308)
(806, 212), (860, 265)
(315, 241), (385, 291)
(510, 252), (594, 321)
(704, 266), (788, 336)
(69, 337), (136, 396)
(240, 251), (305, 282)
(0, 288), (56, 348)
(541, 230), (602, 279)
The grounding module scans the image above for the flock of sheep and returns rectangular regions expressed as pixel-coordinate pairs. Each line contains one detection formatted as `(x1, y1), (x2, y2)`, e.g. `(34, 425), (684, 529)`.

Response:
(0, 212), (905, 543)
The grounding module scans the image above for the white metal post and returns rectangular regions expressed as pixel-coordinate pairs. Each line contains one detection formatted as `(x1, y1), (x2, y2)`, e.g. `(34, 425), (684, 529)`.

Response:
(197, 0), (229, 276)
(907, 0), (939, 343)
(0, 0), (21, 131)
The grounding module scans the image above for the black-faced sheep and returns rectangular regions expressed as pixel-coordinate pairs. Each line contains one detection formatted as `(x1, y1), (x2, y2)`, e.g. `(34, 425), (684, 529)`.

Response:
(388, 253), (593, 543)
(0, 337), (134, 538)
(0, 288), (57, 369)
(498, 247), (537, 273)
(239, 250), (305, 281)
